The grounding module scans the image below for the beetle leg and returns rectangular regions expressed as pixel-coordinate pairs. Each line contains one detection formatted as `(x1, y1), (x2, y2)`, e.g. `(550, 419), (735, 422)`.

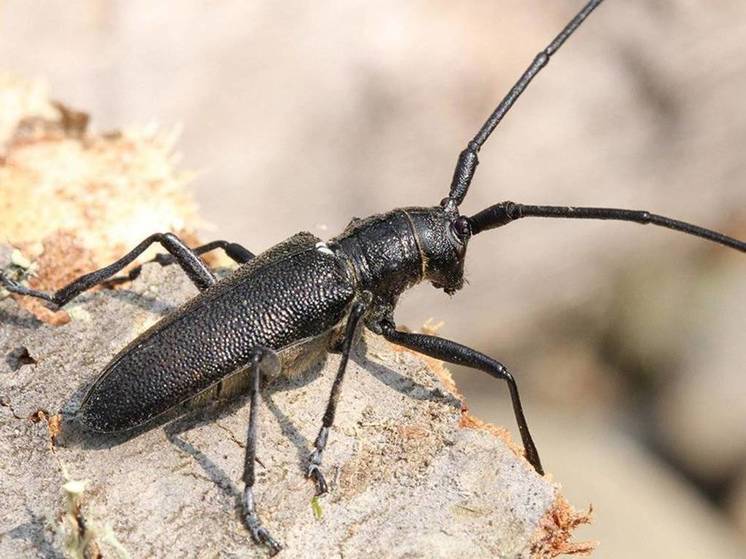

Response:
(108, 240), (255, 285)
(379, 320), (544, 476)
(307, 298), (368, 495)
(242, 347), (282, 555)
(0, 232), (217, 307)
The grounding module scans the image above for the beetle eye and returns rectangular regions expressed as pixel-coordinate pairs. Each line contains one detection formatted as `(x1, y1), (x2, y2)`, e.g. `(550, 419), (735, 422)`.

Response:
(452, 216), (471, 241)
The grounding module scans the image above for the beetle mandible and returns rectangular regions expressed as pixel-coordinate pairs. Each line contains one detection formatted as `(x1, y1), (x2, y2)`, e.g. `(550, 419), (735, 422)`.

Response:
(2, 0), (745, 554)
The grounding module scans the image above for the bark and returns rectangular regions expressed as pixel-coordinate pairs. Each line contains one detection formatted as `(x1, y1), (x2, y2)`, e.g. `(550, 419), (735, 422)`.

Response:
(0, 262), (592, 558)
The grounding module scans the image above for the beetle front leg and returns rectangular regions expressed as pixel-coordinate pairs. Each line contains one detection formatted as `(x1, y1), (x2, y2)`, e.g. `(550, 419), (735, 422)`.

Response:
(242, 347), (282, 555)
(307, 298), (368, 495)
(379, 320), (544, 475)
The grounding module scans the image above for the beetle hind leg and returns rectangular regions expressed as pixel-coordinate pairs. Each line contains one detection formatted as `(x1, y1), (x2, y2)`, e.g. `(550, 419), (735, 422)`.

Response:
(241, 347), (283, 555)
(109, 239), (255, 285)
(0, 232), (218, 308)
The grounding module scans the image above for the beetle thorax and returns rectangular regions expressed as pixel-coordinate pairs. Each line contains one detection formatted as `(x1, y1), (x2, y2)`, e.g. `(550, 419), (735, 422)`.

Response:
(331, 206), (469, 317)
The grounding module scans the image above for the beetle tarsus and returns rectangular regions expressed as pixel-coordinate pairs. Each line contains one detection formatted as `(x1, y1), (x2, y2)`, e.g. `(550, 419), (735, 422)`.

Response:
(242, 487), (283, 555)
(306, 462), (328, 496)
(306, 436), (330, 496)
(0, 271), (58, 306)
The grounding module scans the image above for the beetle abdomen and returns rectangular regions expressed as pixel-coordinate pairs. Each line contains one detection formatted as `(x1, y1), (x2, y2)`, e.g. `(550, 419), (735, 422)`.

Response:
(78, 232), (355, 432)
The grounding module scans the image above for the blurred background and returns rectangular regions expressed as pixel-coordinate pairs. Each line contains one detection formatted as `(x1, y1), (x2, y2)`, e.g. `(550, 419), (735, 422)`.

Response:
(2, 0), (745, 556)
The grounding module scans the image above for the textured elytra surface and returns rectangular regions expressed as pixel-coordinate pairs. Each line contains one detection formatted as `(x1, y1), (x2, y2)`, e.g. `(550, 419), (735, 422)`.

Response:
(1, 262), (559, 558)
(80, 232), (354, 432)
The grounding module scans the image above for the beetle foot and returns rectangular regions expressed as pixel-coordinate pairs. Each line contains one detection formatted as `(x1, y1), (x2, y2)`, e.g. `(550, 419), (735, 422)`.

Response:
(306, 463), (328, 496)
(0, 273), (21, 293)
(248, 524), (282, 557)
(242, 487), (282, 555)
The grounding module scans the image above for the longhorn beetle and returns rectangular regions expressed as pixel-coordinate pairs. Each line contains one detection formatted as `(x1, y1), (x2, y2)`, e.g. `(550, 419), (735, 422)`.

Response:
(2, 0), (745, 554)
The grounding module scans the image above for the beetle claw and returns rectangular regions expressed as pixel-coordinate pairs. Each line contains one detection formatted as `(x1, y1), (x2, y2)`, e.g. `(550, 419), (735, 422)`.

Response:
(243, 487), (283, 555)
(256, 527), (282, 556)
(306, 464), (328, 496)
(244, 514), (283, 555)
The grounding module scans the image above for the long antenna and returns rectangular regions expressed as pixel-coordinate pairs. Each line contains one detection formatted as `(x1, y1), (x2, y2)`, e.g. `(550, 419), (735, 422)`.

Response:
(447, 0), (605, 207)
(468, 202), (746, 252)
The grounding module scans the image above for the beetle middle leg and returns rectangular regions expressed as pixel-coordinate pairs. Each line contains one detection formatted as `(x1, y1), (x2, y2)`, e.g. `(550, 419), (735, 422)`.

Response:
(379, 320), (543, 475)
(242, 346), (282, 555)
(306, 297), (368, 495)
(0, 232), (219, 307)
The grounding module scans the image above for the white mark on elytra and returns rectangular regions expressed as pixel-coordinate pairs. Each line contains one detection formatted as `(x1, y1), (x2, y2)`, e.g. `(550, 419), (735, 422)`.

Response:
(315, 242), (335, 256)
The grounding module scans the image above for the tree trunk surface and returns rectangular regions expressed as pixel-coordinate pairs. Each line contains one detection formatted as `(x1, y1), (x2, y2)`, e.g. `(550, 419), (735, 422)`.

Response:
(0, 262), (590, 558)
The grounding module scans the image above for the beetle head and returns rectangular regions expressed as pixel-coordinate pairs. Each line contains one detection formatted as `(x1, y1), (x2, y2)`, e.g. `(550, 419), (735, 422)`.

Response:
(406, 205), (471, 295)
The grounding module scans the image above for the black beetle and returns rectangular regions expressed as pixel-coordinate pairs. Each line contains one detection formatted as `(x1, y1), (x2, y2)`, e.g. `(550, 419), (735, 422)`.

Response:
(2, 0), (745, 554)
